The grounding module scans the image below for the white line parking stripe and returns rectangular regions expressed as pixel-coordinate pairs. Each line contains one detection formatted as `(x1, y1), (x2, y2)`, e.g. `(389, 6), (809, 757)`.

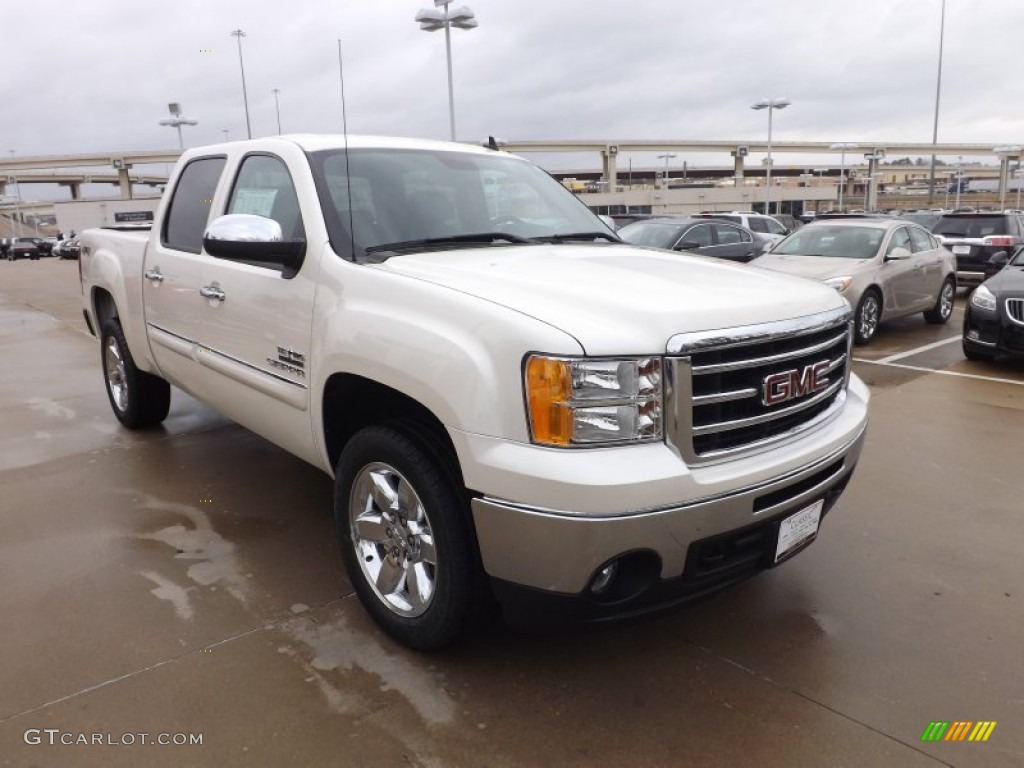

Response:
(873, 336), (961, 364)
(852, 358), (1024, 387)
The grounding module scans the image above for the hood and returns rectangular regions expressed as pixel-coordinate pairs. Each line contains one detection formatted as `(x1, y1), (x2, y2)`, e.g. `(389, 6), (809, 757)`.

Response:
(985, 265), (1024, 294)
(751, 253), (870, 281)
(371, 244), (849, 355)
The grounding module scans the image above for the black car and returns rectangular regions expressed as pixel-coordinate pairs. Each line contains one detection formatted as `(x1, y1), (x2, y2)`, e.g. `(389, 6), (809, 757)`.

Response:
(962, 246), (1024, 360)
(933, 211), (1024, 287)
(617, 216), (770, 262)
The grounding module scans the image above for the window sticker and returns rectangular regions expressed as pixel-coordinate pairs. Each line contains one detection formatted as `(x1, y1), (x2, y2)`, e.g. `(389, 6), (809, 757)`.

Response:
(231, 188), (279, 217)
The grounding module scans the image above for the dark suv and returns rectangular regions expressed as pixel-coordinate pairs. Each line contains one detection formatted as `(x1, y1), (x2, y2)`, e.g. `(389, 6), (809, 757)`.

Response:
(933, 212), (1024, 287)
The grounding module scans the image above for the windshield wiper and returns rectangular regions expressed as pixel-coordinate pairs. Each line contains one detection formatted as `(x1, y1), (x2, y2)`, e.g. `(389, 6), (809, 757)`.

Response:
(535, 231), (621, 243)
(364, 232), (538, 256)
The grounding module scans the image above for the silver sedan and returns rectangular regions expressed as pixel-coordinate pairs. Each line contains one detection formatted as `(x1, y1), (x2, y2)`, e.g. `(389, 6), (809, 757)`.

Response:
(751, 218), (957, 344)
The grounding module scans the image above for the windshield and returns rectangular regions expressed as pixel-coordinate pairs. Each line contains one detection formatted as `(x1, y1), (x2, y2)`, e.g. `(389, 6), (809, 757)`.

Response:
(309, 147), (613, 260)
(772, 225), (885, 259)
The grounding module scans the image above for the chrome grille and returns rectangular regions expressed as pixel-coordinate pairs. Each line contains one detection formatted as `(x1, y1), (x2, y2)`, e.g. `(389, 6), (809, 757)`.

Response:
(666, 307), (853, 465)
(1007, 298), (1024, 325)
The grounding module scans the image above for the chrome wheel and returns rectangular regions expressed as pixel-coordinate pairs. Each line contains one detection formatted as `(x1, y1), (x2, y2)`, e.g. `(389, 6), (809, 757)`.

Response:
(857, 293), (880, 343)
(349, 462), (437, 617)
(104, 335), (128, 412)
(939, 281), (954, 319)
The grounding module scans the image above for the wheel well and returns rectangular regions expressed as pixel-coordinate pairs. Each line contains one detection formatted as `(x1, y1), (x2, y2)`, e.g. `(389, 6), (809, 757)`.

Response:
(322, 374), (463, 487)
(92, 288), (118, 328)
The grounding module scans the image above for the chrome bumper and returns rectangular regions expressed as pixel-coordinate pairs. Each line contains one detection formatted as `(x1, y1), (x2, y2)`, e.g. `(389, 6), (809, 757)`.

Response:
(471, 426), (866, 595)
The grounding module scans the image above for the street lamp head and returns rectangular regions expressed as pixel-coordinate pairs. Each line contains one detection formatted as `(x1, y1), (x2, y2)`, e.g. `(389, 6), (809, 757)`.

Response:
(416, 5), (476, 30)
(751, 98), (791, 110)
(230, 28), (246, 38)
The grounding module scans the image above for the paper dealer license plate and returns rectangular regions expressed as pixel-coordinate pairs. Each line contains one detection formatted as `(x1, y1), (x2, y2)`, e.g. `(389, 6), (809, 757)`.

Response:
(774, 499), (824, 562)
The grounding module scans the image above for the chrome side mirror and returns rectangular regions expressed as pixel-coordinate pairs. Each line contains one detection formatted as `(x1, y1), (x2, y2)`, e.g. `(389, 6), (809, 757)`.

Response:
(203, 214), (306, 278)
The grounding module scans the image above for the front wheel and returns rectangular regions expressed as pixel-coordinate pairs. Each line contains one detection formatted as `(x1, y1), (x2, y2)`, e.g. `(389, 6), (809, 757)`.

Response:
(854, 289), (882, 345)
(924, 278), (956, 324)
(100, 319), (171, 428)
(334, 425), (481, 650)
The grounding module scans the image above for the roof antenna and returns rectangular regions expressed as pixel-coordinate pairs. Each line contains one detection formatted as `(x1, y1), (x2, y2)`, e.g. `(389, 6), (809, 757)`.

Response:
(338, 38), (355, 260)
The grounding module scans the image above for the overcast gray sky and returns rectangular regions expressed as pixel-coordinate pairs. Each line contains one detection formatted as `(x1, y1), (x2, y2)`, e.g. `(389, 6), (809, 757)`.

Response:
(5, 0), (1023, 176)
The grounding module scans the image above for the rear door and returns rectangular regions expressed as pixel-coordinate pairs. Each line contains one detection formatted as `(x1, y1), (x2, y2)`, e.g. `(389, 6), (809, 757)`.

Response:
(908, 225), (946, 306)
(143, 155), (227, 386)
(882, 226), (928, 313)
(709, 222), (759, 262)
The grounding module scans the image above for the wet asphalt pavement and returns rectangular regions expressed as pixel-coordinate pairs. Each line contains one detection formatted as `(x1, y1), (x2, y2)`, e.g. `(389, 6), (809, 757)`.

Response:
(1, 259), (1022, 767)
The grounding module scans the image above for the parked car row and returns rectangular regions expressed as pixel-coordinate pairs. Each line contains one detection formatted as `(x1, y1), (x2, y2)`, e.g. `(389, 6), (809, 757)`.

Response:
(0, 236), (79, 260)
(620, 214), (958, 347)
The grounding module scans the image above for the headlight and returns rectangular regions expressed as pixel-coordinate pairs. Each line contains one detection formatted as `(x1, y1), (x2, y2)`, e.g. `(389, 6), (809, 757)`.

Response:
(824, 276), (853, 292)
(525, 356), (662, 446)
(970, 285), (997, 312)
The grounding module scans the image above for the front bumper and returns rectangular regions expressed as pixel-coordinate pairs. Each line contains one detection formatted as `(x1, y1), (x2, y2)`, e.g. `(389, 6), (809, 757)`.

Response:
(470, 424), (866, 622)
(963, 302), (1024, 357)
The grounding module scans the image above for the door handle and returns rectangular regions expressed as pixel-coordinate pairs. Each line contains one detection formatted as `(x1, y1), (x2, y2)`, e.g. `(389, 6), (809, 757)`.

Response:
(199, 283), (226, 302)
(144, 267), (164, 283)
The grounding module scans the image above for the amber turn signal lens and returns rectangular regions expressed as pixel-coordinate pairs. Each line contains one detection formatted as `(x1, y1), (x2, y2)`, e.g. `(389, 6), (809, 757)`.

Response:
(526, 357), (573, 445)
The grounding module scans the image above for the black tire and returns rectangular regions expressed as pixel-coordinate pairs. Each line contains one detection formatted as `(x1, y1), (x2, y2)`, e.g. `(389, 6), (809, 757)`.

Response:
(854, 289), (882, 345)
(924, 278), (956, 324)
(962, 341), (994, 362)
(100, 318), (171, 429)
(334, 425), (481, 650)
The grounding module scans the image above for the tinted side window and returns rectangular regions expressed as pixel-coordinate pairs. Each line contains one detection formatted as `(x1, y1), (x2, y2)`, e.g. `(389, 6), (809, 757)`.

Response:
(682, 224), (714, 247)
(886, 226), (913, 256)
(162, 157), (226, 254)
(714, 223), (747, 245)
(764, 218), (787, 235)
(748, 218), (767, 233)
(227, 154), (305, 240)
(908, 226), (933, 253)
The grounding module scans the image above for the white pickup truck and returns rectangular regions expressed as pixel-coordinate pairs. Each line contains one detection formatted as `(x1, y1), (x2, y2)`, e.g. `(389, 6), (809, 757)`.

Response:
(81, 135), (869, 649)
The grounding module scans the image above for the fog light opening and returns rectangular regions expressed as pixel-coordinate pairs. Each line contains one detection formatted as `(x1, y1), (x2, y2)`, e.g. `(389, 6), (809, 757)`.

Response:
(590, 561), (619, 595)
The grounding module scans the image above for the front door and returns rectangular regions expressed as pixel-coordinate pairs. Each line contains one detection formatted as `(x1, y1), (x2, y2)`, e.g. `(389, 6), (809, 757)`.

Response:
(190, 152), (320, 463)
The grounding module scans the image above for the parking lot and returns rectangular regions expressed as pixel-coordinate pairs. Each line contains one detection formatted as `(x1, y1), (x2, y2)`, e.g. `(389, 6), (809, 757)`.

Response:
(1, 259), (1022, 767)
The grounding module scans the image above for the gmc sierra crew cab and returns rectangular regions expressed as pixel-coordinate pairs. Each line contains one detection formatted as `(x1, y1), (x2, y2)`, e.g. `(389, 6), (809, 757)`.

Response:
(80, 135), (870, 649)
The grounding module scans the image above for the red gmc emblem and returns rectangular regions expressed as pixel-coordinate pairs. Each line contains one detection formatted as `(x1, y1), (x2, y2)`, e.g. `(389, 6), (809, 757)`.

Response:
(762, 360), (831, 406)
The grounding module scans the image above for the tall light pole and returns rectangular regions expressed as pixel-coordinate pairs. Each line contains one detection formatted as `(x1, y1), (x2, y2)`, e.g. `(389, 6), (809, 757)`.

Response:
(158, 102), (198, 151)
(954, 155), (964, 210)
(830, 142), (859, 211)
(415, 1), (478, 141)
(7, 149), (22, 236)
(222, 129), (230, 142)
(1016, 165), (1023, 210)
(993, 145), (1021, 210)
(751, 98), (790, 215)
(230, 29), (252, 139)
(272, 88), (282, 134)
(657, 152), (677, 189)
(927, 0), (947, 205)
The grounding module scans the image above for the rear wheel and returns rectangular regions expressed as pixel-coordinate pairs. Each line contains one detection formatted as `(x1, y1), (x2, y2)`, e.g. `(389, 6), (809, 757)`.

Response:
(334, 425), (481, 650)
(924, 278), (956, 324)
(100, 319), (171, 428)
(854, 289), (882, 345)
